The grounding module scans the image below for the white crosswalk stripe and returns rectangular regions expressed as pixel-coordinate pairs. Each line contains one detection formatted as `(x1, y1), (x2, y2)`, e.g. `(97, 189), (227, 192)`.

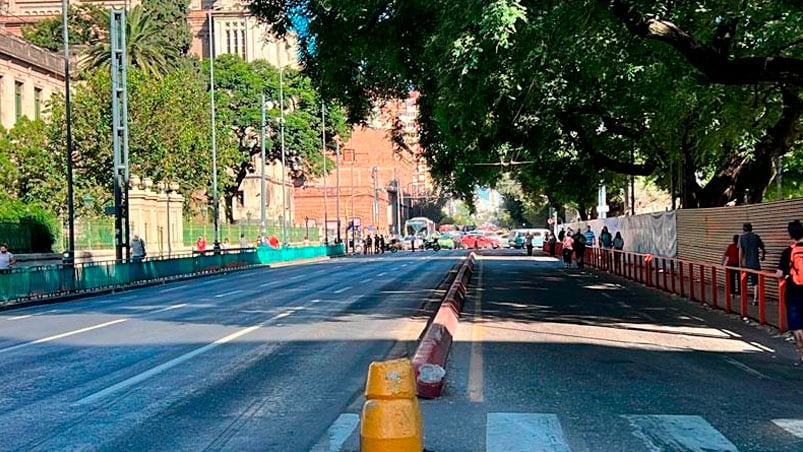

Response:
(486, 413), (570, 452)
(623, 415), (737, 452)
(772, 419), (803, 438)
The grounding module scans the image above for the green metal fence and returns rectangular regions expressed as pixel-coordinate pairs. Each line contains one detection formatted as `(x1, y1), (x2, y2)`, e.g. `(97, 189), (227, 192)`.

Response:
(0, 244), (345, 306)
(0, 222), (32, 252)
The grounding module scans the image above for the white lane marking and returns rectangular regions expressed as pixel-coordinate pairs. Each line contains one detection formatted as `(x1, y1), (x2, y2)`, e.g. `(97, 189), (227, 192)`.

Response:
(7, 314), (34, 321)
(360, 278), (371, 284)
(772, 419), (803, 438)
(468, 260), (484, 403)
(333, 286), (351, 295)
(76, 307), (300, 405)
(376, 272), (387, 277)
(313, 413), (360, 452)
(401, 264), (409, 268)
(258, 281), (276, 288)
(486, 413), (570, 452)
(158, 286), (185, 293)
(150, 304), (187, 314)
(0, 319), (129, 355)
(214, 289), (245, 298)
(722, 357), (769, 380)
(311, 299), (322, 304)
(749, 341), (774, 353)
(623, 415), (737, 452)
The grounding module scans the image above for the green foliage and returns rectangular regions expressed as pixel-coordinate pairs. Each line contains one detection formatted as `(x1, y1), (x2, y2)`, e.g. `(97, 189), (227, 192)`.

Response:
(250, 0), (803, 208)
(21, 5), (107, 51)
(142, 0), (193, 56)
(0, 200), (59, 252)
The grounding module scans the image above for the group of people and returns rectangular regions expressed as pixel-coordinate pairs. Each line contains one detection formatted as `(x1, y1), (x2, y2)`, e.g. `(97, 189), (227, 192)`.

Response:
(546, 225), (625, 270)
(362, 234), (387, 255)
(721, 223), (766, 305)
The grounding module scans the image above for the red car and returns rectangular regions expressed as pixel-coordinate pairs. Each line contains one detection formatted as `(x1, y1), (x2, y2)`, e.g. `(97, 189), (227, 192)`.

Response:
(460, 231), (500, 249)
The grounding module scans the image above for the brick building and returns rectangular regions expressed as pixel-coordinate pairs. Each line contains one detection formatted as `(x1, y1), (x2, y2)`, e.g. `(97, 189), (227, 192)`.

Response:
(293, 125), (430, 242)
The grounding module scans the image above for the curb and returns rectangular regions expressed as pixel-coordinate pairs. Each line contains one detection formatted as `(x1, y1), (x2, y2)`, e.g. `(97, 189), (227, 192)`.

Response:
(266, 256), (331, 268)
(411, 252), (477, 398)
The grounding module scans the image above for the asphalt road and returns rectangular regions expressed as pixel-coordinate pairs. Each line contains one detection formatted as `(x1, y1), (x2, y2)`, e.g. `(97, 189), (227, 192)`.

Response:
(0, 250), (464, 451)
(418, 249), (803, 451)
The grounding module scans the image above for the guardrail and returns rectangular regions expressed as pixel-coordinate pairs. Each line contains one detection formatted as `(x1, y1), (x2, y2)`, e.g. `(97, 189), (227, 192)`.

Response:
(542, 240), (788, 333)
(0, 244), (345, 307)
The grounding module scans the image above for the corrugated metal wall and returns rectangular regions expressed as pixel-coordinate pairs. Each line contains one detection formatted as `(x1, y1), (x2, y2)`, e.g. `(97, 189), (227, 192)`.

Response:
(677, 199), (803, 269)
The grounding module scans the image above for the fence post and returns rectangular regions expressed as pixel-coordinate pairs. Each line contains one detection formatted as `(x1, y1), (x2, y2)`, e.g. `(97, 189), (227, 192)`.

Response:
(724, 266), (732, 313)
(758, 274), (766, 325)
(699, 264), (706, 305)
(671, 260), (676, 294)
(679, 261), (685, 298)
(688, 262), (695, 301)
(662, 258), (668, 291)
(779, 278), (788, 333)
(740, 271), (749, 318)
(711, 267), (718, 309)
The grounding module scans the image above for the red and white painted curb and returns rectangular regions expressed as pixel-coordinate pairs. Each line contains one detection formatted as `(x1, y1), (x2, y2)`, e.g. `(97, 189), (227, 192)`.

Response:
(411, 252), (477, 398)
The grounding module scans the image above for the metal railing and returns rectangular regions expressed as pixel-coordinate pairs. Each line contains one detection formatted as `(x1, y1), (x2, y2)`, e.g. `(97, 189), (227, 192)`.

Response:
(0, 244), (345, 307)
(543, 242), (789, 333)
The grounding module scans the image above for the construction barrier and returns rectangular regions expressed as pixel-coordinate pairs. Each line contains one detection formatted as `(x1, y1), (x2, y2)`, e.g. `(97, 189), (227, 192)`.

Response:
(580, 247), (788, 333)
(0, 244), (346, 306)
(411, 252), (477, 398)
(361, 358), (423, 452)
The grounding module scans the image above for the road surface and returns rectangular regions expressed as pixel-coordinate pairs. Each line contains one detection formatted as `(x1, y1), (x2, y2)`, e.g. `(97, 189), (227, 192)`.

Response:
(0, 250), (463, 451)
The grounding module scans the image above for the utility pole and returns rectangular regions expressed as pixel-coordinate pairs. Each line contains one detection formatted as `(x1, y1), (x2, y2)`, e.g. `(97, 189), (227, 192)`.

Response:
(279, 68), (288, 246)
(351, 156), (356, 252)
(260, 93), (267, 238)
(208, 11), (220, 251)
(335, 142), (341, 244)
(110, 9), (130, 262)
(322, 102), (328, 244)
(62, 0), (75, 265)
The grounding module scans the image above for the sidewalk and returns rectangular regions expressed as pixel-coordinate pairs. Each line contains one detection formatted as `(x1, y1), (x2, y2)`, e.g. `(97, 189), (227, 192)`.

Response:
(416, 250), (803, 451)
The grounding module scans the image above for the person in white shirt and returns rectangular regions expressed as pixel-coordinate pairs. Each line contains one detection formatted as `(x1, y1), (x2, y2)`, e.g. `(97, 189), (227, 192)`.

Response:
(0, 243), (16, 273)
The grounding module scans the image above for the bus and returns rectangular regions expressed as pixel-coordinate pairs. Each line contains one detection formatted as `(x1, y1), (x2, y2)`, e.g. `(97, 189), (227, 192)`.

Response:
(404, 217), (436, 238)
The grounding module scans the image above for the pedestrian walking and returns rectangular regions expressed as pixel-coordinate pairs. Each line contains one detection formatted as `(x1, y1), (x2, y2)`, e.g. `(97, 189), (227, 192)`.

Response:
(548, 232), (557, 257)
(379, 235), (385, 254)
(196, 236), (207, 252)
(574, 230), (587, 269)
(776, 220), (803, 365)
(613, 231), (624, 273)
(131, 233), (147, 263)
(558, 228), (566, 241)
(739, 223), (766, 305)
(525, 232), (534, 256)
(0, 243), (16, 274)
(374, 234), (381, 254)
(239, 233), (249, 249)
(584, 225), (596, 247)
(599, 226), (613, 269)
(562, 233), (574, 268)
(723, 234), (740, 301)
(365, 235), (372, 255)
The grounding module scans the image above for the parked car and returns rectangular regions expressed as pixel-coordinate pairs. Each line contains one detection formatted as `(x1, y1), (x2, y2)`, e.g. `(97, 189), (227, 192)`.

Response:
(460, 231), (499, 249)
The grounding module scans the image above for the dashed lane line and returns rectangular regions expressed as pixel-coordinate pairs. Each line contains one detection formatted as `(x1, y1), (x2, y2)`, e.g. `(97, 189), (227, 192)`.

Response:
(0, 319), (129, 355)
(333, 286), (352, 295)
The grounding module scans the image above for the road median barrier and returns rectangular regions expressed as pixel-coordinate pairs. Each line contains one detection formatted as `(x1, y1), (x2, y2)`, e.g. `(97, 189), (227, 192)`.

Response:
(411, 252), (477, 399)
(360, 358), (423, 451)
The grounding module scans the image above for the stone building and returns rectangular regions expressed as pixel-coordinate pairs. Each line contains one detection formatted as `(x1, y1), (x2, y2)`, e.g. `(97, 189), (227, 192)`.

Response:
(0, 32), (64, 129)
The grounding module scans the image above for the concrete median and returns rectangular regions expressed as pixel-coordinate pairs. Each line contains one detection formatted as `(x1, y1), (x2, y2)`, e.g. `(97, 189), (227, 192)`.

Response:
(411, 252), (477, 398)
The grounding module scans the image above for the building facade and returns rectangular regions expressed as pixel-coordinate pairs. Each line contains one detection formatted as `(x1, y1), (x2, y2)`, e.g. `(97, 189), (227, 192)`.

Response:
(0, 32), (64, 129)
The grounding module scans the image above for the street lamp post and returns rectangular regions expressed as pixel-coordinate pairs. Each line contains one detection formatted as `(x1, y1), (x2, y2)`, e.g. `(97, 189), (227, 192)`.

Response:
(208, 11), (221, 252)
(62, 0), (75, 265)
(335, 142), (341, 244)
(322, 102), (329, 244)
(279, 68), (288, 246)
(260, 94), (267, 238)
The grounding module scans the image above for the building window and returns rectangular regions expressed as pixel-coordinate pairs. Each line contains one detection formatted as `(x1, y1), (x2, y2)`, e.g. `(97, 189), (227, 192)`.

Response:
(14, 81), (23, 120)
(34, 88), (42, 119)
(226, 27), (232, 54)
(233, 25), (239, 57)
(240, 28), (247, 59)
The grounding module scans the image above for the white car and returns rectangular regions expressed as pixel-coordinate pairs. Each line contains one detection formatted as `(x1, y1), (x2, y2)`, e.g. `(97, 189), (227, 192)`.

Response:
(402, 235), (425, 250)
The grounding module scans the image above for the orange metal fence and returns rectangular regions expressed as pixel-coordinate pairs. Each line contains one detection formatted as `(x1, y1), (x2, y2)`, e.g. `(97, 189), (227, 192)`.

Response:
(541, 241), (788, 333)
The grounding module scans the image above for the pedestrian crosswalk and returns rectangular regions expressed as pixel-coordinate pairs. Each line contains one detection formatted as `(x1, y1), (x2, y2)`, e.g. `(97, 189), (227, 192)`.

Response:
(317, 412), (803, 451)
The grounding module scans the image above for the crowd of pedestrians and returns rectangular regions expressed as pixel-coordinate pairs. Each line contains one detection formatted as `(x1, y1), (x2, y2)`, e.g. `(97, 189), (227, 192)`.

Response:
(362, 234), (386, 255)
(544, 225), (625, 271)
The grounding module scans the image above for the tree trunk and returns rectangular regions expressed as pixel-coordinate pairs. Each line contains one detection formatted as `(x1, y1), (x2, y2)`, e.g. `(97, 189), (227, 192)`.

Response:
(684, 90), (803, 207)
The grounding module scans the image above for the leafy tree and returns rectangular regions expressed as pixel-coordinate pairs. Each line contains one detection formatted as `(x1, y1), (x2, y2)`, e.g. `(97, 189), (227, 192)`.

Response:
(208, 55), (350, 222)
(250, 0), (803, 208)
(82, 5), (183, 77)
(21, 5), (107, 51)
(142, 0), (193, 56)
(47, 66), (214, 215)
(0, 119), (63, 208)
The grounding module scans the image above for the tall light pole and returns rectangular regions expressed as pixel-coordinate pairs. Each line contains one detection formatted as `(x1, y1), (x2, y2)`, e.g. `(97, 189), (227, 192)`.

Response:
(335, 142), (341, 244)
(322, 102), (329, 244)
(208, 11), (220, 251)
(279, 68), (288, 246)
(62, 0), (75, 265)
(260, 94), (267, 238)
(395, 169), (402, 236)
(350, 156), (356, 252)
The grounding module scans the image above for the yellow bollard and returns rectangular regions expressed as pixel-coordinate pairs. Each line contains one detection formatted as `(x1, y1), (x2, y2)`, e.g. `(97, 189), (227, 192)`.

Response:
(360, 358), (423, 451)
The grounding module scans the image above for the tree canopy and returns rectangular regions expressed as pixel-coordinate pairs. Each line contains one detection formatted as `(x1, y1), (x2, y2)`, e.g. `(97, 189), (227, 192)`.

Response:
(250, 0), (803, 214)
